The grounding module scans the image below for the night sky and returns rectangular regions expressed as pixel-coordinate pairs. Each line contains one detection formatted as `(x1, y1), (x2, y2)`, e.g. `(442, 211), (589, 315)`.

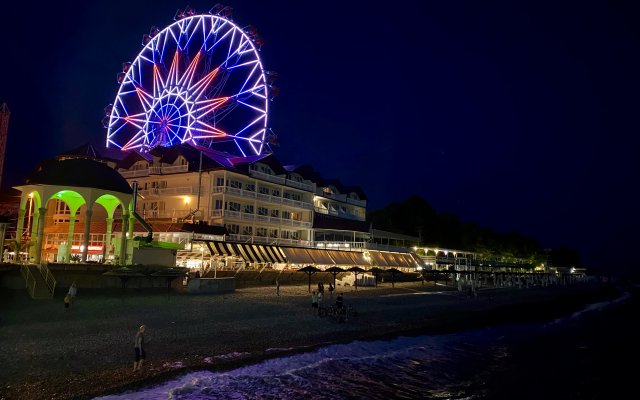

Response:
(1, 1), (638, 272)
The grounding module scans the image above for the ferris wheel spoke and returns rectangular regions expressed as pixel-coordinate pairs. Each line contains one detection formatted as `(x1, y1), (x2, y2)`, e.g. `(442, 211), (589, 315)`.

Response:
(231, 114), (266, 138)
(177, 52), (202, 88)
(193, 97), (229, 116)
(227, 59), (258, 71)
(237, 100), (266, 113)
(189, 120), (227, 136)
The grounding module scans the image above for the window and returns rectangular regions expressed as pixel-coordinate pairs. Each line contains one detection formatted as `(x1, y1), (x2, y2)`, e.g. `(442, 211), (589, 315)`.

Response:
(256, 227), (267, 237)
(151, 181), (167, 189)
(226, 202), (241, 211)
(244, 204), (254, 214)
(281, 230), (291, 239)
(291, 212), (300, 221)
(225, 224), (239, 234)
(283, 192), (291, 199)
(55, 200), (70, 215)
(270, 209), (279, 218)
(132, 161), (148, 170)
(340, 206), (347, 213)
(282, 210), (291, 219)
(216, 177), (225, 186)
(214, 200), (223, 210)
(269, 229), (278, 238)
(242, 226), (253, 235)
(288, 173), (303, 183)
(259, 186), (270, 195)
(290, 193), (302, 201)
(245, 183), (255, 192)
(292, 231), (300, 240)
(271, 188), (280, 197)
(228, 180), (242, 189)
(257, 207), (268, 216)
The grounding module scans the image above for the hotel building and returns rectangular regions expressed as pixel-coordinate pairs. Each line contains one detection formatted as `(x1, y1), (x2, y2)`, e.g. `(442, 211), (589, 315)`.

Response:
(33, 143), (421, 270)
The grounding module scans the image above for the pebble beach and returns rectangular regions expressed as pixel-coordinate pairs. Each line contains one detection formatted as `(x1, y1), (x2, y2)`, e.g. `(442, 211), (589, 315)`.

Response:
(0, 280), (615, 400)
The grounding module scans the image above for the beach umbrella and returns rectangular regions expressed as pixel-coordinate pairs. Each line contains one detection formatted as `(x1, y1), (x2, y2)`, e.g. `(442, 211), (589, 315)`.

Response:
(369, 267), (384, 287)
(386, 267), (403, 288)
(150, 267), (188, 300)
(325, 266), (343, 288)
(102, 267), (147, 300)
(347, 266), (366, 290)
(299, 265), (319, 292)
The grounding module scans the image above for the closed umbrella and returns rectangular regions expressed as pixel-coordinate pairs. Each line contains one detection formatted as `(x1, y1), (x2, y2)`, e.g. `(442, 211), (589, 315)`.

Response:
(325, 266), (343, 289)
(150, 267), (188, 300)
(347, 266), (366, 290)
(299, 265), (319, 292)
(386, 267), (403, 288)
(369, 267), (384, 287)
(103, 267), (147, 300)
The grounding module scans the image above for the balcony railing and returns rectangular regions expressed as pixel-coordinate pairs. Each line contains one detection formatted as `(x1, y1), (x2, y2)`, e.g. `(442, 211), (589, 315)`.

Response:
(314, 207), (365, 221)
(249, 169), (315, 192)
(119, 169), (150, 178)
(151, 164), (189, 174)
(119, 164), (189, 178)
(212, 186), (314, 210)
(210, 209), (312, 228)
(226, 234), (312, 248)
(138, 186), (202, 197)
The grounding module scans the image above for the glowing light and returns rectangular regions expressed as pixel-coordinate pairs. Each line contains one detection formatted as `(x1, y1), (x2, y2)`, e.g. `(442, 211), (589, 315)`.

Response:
(107, 14), (269, 157)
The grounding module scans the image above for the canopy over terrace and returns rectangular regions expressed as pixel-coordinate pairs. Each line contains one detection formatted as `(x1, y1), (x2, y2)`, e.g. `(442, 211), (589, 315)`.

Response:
(13, 158), (133, 264)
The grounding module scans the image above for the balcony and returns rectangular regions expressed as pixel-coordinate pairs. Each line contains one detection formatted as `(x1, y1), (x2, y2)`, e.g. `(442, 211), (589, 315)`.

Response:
(212, 186), (313, 210)
(249, 169), (315, 192)
(138, 186), (202, 197)
(210, 209), (312, 228)
(119, 169), (150, 178)
(150, 164), (189, 174)
(346, 197), (367, 207)
(119, 164), (189, 179)
(226, 234), (312, 248)
(142, 209), (204, 220)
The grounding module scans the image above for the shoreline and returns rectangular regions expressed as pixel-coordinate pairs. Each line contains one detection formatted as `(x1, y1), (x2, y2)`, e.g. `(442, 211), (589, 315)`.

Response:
(0, 281), (618, 400)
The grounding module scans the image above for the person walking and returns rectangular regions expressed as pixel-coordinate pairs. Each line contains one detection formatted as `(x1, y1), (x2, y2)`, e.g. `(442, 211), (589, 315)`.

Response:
(317, 290), (323, 314)
(133, 324), (146, 372)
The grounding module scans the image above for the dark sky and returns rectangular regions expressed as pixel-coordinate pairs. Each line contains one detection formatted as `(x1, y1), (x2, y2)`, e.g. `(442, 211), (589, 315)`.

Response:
(1, 1), (639, 272)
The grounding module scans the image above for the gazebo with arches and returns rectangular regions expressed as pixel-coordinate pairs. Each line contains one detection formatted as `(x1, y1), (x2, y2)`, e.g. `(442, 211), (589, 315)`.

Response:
(13, 158), (134, 265)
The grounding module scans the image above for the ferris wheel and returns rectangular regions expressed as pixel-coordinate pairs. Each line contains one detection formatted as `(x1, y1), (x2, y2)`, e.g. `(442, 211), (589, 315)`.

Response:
(104, 6), (277, 157)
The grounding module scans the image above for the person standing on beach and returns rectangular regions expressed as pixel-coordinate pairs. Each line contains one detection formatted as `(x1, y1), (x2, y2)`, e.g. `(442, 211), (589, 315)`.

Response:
(68, 282), (78, 307)
(133, 325), (146, 372)
(311, 291), (318, 309)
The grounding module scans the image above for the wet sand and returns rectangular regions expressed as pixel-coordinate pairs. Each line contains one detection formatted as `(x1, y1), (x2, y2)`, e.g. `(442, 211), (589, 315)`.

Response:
(0, 280), (616, 400)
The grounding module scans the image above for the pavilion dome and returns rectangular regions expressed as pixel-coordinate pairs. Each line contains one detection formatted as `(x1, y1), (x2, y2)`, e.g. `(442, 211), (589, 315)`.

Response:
(24, 158), (133, 194)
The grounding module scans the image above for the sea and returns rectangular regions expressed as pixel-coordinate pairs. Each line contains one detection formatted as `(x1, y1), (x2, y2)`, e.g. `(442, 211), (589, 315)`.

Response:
(96, 285), (637, 400)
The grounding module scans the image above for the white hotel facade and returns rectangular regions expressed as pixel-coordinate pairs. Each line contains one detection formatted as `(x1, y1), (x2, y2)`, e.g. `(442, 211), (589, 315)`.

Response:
(40, 143), (421, 270)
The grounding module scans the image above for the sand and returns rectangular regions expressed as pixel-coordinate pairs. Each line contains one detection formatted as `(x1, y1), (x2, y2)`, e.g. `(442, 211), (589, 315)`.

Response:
(0, 280), (616, 400)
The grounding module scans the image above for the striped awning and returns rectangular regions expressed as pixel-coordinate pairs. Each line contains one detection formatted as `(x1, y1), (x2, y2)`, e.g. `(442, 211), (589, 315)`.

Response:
(326, 250), (355, 266)
(281, 247), (313, 264)
(306, 249), (335, 265)
(368, 251), (389, 267)
(211, 241), (237, 256)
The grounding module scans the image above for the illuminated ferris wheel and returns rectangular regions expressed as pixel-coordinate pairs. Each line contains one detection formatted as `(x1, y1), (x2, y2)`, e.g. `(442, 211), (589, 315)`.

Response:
(105, 6), (276, 157)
